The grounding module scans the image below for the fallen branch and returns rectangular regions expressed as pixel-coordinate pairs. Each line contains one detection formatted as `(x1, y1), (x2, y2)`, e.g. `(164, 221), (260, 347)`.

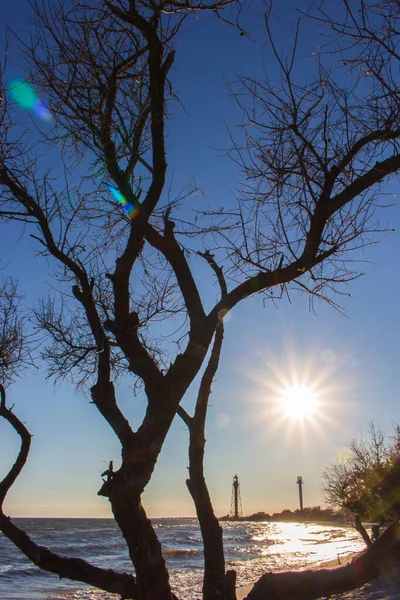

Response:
(0, 514), (137, 598)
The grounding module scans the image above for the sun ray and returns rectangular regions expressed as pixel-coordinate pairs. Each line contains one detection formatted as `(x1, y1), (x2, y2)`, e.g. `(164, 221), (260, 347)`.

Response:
(235, 337), (357, 453)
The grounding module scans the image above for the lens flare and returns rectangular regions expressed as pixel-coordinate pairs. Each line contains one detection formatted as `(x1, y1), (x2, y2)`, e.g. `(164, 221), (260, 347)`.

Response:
(106, 184), (140, 220)
(216, 412), (231, 428)
(7, 78), (52, 122)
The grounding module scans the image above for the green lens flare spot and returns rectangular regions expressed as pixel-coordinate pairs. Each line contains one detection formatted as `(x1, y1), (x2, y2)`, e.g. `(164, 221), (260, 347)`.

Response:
(7, 78), (38, 110)
(106, 184), (140, 221)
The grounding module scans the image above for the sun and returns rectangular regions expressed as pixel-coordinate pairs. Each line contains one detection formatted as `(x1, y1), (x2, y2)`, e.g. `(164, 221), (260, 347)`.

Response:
(279, 384), (318, 421)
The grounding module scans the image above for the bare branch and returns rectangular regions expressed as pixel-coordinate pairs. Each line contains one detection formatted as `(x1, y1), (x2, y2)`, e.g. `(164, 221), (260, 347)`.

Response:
(0, 386), (137, 596)
(146, 217), (206, 330)
(0, 280), (29, 386)
(0, 387), (32, 506)
(0, 515), (137, 598)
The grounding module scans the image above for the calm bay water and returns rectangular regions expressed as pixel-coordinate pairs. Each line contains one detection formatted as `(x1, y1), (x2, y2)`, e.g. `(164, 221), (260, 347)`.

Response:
(0, 518), (365, 599)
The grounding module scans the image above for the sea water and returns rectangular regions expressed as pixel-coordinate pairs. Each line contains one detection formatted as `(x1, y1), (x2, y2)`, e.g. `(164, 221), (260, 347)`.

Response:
(0, 518), (365, 600)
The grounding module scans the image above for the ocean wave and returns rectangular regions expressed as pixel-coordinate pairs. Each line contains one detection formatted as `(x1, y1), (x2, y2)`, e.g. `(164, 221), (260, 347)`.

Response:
(47, 591), (116, 600)
(163, 548), (199, 557)
(0, 519), (366, 600)
(250, 535), (273, 544)
(0, 564), (38, 577)
(53, 540), (123, 552)
(164, 535), (201, 545)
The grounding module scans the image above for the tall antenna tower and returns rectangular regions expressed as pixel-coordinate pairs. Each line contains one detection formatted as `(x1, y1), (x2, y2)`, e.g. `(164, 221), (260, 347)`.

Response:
(297, 476), (304, 511)
(230, 474), (243, 519)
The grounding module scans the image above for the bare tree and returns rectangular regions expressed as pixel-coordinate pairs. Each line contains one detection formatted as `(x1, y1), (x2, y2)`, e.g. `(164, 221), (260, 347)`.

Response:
(323, 422), (400, 546)
(1, 1), (400, 599)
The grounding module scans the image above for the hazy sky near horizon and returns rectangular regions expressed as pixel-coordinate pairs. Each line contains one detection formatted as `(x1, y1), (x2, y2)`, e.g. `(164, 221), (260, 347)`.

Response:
(1, 0), (400, 520)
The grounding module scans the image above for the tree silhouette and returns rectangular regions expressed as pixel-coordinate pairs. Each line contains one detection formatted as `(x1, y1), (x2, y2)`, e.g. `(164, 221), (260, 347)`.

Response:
(2, 1), (400, 599)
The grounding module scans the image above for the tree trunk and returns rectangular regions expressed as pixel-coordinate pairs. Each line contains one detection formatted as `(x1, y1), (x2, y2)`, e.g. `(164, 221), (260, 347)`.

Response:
(244, 520), (400, 600)
(181, 322), (228, 600)
(354, 515), (372, 546)
(100, 466), (173, 600)
(186, 430), (227, 600)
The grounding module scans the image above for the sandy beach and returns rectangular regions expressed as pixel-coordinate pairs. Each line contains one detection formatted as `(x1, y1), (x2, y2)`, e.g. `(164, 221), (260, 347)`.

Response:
(317, 553), (400, 600)
(237, 551), (400, 600)
(329, 576), (400, 600)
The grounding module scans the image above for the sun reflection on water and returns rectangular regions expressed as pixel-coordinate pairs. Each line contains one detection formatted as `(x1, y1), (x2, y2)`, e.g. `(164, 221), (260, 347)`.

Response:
(213, 520), (367, 596)
(245, 521), (363, 566)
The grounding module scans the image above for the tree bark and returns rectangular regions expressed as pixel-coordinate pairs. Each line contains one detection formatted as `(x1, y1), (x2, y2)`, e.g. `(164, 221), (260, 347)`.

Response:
(101, 466), (173, 600)
(186, 450), (227, 600)
(224, 570), (237, 600)
(244, 520), (400, 600)
(179, 318), (227, 600)
(354, 515), (372, 546)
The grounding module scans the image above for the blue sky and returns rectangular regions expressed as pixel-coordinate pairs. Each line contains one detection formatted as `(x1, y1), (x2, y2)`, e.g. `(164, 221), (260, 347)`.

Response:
(1, 1), (400, 519)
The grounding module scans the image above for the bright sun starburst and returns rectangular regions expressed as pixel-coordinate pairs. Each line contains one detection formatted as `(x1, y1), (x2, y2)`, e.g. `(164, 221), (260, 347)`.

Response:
(279, 384), (318, 421)
(238, 342), (350, 448)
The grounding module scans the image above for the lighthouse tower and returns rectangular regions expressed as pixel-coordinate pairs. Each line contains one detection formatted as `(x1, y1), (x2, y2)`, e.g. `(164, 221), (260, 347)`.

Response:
(230, 474), (243, 519)
(297, 476), (304, 511)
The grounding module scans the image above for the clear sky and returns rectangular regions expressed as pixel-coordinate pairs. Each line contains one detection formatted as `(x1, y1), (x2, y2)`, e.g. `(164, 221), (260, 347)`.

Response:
(1, 0), (400, 519)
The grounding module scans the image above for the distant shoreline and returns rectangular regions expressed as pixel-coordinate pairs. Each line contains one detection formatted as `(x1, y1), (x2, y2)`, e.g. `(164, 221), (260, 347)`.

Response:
(9, 515), (358, 526)
(220, 517), (356, 526)
(219, 507), (352, 524)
